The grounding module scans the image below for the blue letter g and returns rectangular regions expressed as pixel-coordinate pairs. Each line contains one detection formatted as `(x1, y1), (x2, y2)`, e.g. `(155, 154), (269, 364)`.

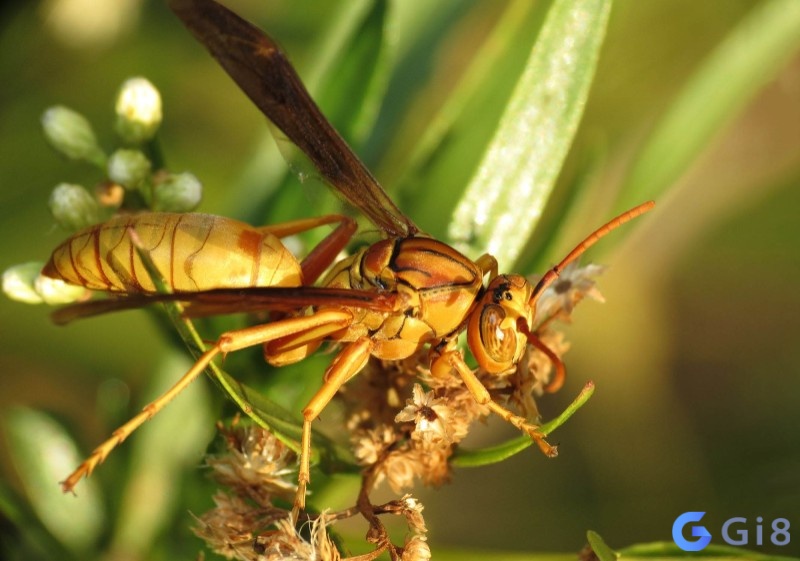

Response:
(673, 511), (712, 552)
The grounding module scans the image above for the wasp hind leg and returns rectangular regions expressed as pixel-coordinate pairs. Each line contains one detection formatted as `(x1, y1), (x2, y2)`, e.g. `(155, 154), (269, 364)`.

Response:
(61, 310), (354, 494)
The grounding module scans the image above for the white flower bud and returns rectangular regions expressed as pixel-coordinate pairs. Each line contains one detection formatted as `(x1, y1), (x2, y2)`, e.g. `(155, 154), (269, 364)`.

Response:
(49, 183), (101, 231)
(3, 263), (45, 304)
(152, 172), (202, 212)
(41, 106), (106, 166)
(115, 77), (162, 144)
(107, 148), (151, 189)
(34, 274), (87, 304)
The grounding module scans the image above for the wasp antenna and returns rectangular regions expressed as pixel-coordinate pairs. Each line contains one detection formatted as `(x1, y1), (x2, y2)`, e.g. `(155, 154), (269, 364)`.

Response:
(530, 201), (655, 304)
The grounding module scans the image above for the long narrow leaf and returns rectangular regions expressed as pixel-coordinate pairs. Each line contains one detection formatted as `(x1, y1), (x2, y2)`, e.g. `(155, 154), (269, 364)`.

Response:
(452, 381), (594, 468)
(448, 0), (612, 268)
(4, 408), (104, 554)
(616, 0), (800, 211)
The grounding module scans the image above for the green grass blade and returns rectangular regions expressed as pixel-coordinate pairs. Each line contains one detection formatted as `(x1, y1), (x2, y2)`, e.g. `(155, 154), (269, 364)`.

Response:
(588, 531), (619, 561)
(616, 0), (800, 211)
(619, 541), (800, 561)
(452, 381), (594, 468)
(448, 0), (612, 268)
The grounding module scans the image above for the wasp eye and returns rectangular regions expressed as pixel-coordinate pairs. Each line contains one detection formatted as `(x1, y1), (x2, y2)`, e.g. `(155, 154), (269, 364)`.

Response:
(479, 304), (517, 363)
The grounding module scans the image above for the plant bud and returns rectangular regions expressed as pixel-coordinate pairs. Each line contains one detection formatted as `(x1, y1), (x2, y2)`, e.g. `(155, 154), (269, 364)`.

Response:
(115, 77), (162, 144)
(107, 148), (151, 189)
(41, 106), (106, 166)
(34, 274), (88, 304)
(49, 183), (101, 231)
(2, 263), (45, 304)
(152, 172), (202, 212)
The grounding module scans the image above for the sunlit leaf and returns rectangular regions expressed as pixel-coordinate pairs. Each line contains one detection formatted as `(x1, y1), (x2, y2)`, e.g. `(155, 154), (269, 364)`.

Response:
(110, 351), (215, 557)
(587, 531), (618, 561)
(619, 541), (800, 561)
(616, 0), (800, 211)
(449, 0), (612, 268)
(4, 408), (104, 554)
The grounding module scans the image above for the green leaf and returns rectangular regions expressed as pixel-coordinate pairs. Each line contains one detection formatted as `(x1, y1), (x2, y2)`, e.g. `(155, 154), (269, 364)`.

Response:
(398, 1), (550, 238)
(239, 0), (396, 227)
(619, 541), (800, 561)
(109, 351), (215, 557)
(396, 1), (545, 202)
(452, 381), (594, 467)
(3, 408), (104, 554)
(435, 552), (576, 561)
(448, 0), (612, 268)
(616, 0), (800, 211)
(0, 479), (76, 559)
(588, 531), (619, 561)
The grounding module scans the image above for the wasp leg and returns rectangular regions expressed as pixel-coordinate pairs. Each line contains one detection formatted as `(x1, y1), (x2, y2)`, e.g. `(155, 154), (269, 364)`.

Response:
(292, 336), (373, 519)
(474, 253), (499, 279)
(435, 349), (558, 458)
(61, 310), (353, 494)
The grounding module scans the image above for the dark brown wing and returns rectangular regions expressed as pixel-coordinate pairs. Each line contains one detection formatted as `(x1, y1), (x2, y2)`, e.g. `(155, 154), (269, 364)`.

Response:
(51, 286), (398, 324)
(168, 0), (418, 238)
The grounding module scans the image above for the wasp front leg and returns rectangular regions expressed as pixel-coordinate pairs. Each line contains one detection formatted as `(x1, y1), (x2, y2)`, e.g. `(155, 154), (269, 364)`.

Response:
(431, 348), (558, 458)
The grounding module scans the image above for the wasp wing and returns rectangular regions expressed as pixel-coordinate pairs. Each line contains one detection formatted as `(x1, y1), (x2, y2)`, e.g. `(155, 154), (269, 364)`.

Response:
(168, 0), (418, 238)
(51, 286), (398, 325)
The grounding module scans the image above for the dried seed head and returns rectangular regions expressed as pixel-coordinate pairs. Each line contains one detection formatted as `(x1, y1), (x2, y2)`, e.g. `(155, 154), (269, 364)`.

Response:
(379, 449), (422, 494)
(402, 535), (431, 561)
(400, 495), (427, 535)
(206, 424), (297, 503)
(395, 384), (454, 444)
(194, 492), (285, 560)
(352, 424), (396, 466)
(533, 262), (606, 325)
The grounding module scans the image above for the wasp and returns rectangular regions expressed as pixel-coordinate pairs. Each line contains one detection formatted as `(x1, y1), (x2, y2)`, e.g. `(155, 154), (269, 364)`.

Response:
(46, 0), (654, 513)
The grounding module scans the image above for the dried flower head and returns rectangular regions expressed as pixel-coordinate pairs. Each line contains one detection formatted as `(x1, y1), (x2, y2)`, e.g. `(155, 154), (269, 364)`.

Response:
(533, 261), (606, 325)
(194, 491), (286, 560)
(395, 384), (454, 443)
(206, 423), (297, 504)
(255, 514), (340, 561)
(400, 495), (427, 535)
(195, 493), (339, 561)
(352, 424), (397, 466)
(402, 535), (431, 561)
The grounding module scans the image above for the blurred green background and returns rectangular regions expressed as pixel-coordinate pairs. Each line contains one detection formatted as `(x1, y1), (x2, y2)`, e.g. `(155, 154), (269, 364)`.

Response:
(1, 0), (799, 559)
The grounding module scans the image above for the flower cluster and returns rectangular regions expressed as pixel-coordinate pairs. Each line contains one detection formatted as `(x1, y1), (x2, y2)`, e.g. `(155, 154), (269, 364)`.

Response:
(195, 422), (432, 561)
(2, 77), (202, 306)
(194, 422), (335, 561)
